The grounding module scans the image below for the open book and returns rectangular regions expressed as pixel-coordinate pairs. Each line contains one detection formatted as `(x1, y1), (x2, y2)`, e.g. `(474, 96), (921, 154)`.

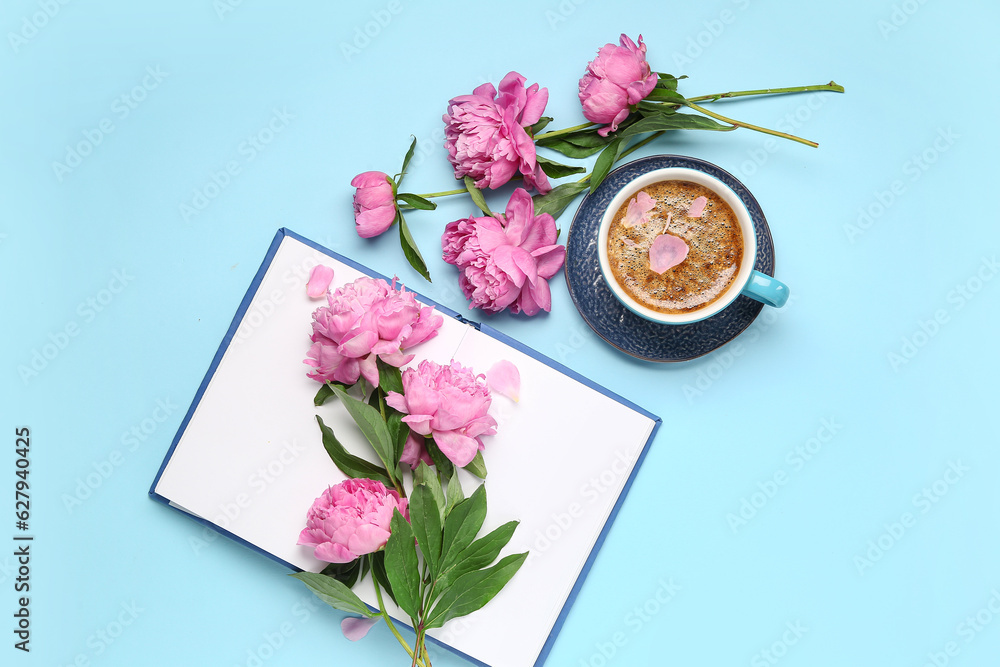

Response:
(149, 229), (660, 667)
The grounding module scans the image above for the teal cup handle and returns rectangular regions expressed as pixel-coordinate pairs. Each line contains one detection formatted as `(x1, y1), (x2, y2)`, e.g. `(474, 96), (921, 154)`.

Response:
(741, 270), (789, 308)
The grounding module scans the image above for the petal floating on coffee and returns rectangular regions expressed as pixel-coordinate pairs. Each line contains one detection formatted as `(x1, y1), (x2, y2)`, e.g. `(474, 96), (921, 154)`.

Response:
(687, 196), (707, 218)
(306, 264), (335, 298)
(623, 191), (656, 227)
(649, 234), (689, 274)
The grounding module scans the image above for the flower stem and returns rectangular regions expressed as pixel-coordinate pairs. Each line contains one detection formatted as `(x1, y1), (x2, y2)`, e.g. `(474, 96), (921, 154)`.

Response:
(533, 121), (599, 141)
(416, 188), (467, 199)
(373, 566), (427, 667)
(683, 100), (818, 148)
(686, 81), (844, 104)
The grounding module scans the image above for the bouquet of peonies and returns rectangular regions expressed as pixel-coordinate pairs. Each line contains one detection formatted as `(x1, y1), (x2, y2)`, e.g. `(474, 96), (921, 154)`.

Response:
(291, 269), (524, 666)
(349, 34), (842, 315)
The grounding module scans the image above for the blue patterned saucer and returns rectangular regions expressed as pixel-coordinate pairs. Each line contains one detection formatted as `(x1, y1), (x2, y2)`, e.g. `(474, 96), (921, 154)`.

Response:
(564, 155), (775, 362)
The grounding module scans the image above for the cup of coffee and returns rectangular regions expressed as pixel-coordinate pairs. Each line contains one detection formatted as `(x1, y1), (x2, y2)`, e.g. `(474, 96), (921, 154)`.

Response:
(597, 165), (788, 325)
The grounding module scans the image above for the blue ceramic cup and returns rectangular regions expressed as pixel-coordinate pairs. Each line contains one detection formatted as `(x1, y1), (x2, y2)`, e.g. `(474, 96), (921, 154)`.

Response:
(597, 166), (789, 325)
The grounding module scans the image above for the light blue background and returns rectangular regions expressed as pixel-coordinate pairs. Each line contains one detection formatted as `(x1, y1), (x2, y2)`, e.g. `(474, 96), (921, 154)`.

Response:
(3, 1), (998, 665)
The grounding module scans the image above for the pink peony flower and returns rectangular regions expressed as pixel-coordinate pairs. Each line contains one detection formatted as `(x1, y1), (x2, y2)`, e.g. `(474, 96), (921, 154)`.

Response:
(578, 34), (658, 137)
(351, 171), (397, 238)
(297, 478), (409, 564)
(443, 71), (552, 194)
(385, 360), (498, 468)
(441, 188), (566, 315)
(304, 277), (443, 386)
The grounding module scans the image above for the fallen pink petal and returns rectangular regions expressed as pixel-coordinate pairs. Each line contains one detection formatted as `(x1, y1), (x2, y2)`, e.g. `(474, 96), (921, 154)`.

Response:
(341, 616), (378, 641)
(687, 196), (707, 218)
(649, 234), (689, 274)
(306, 265), (335, 298)
(623, 191), (656, 227)
(487, 360), (521, 402)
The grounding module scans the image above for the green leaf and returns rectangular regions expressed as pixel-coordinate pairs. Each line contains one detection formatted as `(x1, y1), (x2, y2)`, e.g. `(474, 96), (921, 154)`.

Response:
(463, 450), (488, 479)
(536, 129), (613, 150)
(527, 116), (553, 136)
(397, 212), (431, 282)
(375, 359), (404, 395)
(370, 551), (396, 606)
(289, 572), (377, 618)
(531, 181), (589, 221)
(463, 176), (492, 216)
(618, 112), (733, 139)
(425, 552), (528, 629)
(590, 137), (624, 193)
(314, 383), (335, 406)
(655, 72), (685, 91)
(440, 484), (487, 570)
(397, 192), (437, 211)
(367, 385), (382, 410)
(536, 156), (587, 179)
(644, 88), (687, 104)
(445, 469), (464, 517)
(320, 558), (365, 589)
(385, 409), (408, 471)
(637, 101), (678, 115)
(415, 462), (447, 524)
(329, 385), (397, 480)
(316, 416), (393, 487)
(425, 436), (455, 479)
(439, 520), (519, 590)
(384, 510), (421, 619)
(535, 138), (607, 159)
(399, 135), (417, 180)
(409, 479), (444, 576)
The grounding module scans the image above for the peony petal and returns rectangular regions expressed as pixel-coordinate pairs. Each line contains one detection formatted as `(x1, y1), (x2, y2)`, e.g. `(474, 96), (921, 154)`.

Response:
(517, 276), (551, 315)
(687, 196), (708, 218)
(649, 234), (690, 274)
(306, 265), (335, 298)
(350, 171), (391, 188)
(341, 616), (378, 642)
(358, 353), (379, 387)
(500, 188), (535, 246)
(313, 541), (357, 564)
(623, 191), (656, 227)
(338, 329), (379, 358)
(432, 430), (480, 467)
(400, 432), (434, 468)
(531, 244), (566, 280)
(487, 360), (521, 402)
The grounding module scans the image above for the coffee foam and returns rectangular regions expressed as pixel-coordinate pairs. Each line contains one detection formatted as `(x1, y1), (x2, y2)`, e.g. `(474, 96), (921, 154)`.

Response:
(607, 180), (743, 314)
